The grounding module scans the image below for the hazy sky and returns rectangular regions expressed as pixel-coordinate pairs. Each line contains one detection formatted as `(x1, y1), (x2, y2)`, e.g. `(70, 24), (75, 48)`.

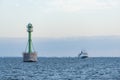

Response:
(0, 0), (120, 57)
(0, 0), (120, 38)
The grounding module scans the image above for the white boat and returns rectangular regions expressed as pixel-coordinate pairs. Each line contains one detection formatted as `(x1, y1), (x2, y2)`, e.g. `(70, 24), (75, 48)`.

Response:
(78, 50), (88, 59)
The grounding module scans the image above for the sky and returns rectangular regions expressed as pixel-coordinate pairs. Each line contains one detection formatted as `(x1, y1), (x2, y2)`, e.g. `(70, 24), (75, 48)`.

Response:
(1, 36), (120, 57)
(0, 0), (120, 57)
(0, 0), (120, 38)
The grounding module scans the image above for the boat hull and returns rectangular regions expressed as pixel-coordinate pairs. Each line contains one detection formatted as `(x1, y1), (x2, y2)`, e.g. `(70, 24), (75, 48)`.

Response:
(81, 56), (88, 59)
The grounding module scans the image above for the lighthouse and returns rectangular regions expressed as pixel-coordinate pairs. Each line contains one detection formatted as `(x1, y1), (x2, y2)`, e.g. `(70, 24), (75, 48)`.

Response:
(23, 23), (37, 62)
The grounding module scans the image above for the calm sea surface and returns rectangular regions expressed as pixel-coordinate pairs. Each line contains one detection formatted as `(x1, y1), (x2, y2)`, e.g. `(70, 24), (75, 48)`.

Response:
(0, 57), (120, 80)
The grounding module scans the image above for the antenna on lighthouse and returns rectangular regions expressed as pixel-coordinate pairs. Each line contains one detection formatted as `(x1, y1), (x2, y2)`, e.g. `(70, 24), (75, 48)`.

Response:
(23, 23), (37, 62)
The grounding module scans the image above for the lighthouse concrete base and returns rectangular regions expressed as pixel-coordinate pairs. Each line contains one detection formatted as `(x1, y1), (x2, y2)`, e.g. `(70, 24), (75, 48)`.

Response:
(23, 52), (37, 62)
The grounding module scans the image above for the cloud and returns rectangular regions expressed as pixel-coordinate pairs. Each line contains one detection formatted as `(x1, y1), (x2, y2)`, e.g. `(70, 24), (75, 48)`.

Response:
(45, 0), (120, 12)
(1, 0), (119, 13)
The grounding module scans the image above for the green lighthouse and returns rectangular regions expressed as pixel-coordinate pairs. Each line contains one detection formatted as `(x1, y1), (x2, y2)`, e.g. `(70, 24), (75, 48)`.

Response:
(23, 23), (37, 62)
(27, 23), (33, 53)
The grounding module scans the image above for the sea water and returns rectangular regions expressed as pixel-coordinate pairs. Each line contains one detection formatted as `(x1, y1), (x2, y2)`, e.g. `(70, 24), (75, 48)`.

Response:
(0, 57), (120, 80)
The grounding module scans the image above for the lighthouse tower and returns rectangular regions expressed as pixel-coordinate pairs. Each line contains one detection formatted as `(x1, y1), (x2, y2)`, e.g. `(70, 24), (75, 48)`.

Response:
(23, 23), (37, 62)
